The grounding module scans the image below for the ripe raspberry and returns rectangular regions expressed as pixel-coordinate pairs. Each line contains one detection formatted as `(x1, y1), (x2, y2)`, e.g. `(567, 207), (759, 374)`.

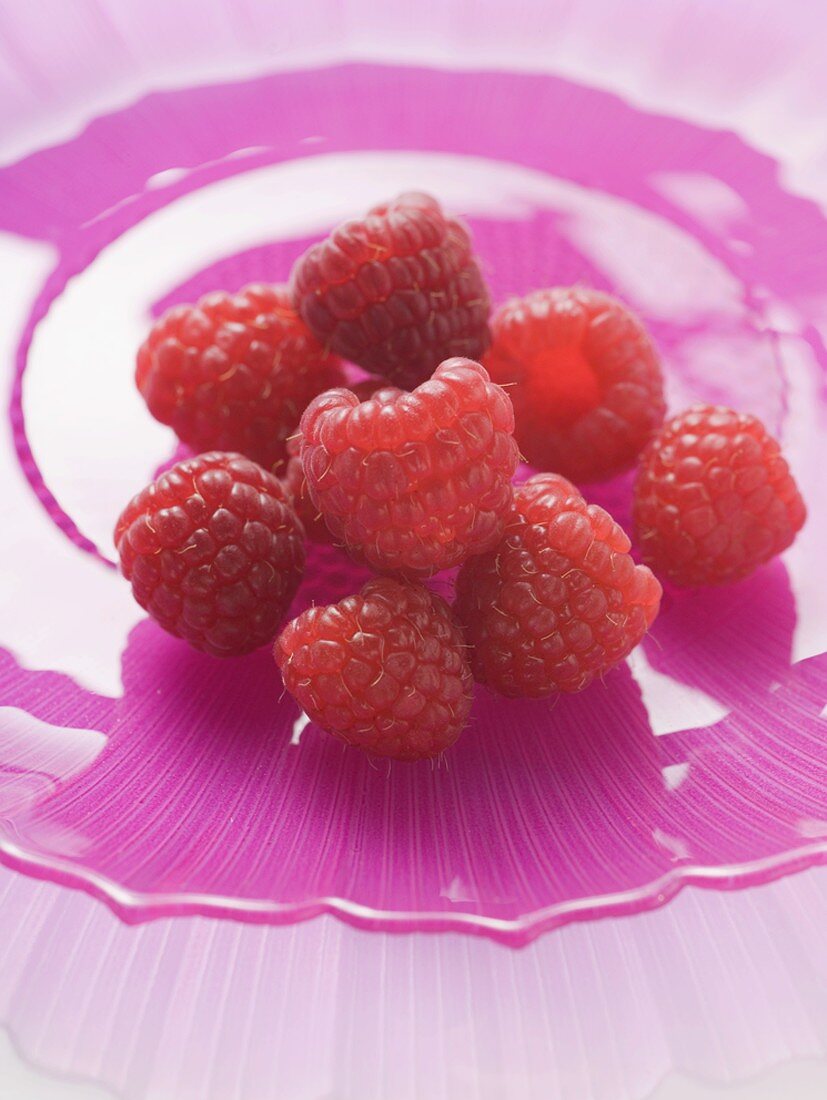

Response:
(136, 284), (344, 471)
(632, 405), (806, 587)
(275, 577), (473, 760)
(290, 192), (491, 389)
(115, 452), (305, 657)
(484, 287), (665, 483)
(455, 473), (662, 697)
(299, 358), (520, 576)
(282, 379), (386, 543)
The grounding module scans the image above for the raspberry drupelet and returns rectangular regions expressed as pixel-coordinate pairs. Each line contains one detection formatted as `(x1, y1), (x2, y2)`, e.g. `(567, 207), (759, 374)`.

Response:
(298, 358), (520, 576)
(455, 473), (662, 697)
(136, 284), (344, 471)
(282, 379), (386, 544)
(484, 287), (665, 483)
(282, 433), (331, 544)
(275, 577), (473, 760)
(115, 452), (305, 657)
(290, 192), (491, 389)
(633, 404), (806, 587)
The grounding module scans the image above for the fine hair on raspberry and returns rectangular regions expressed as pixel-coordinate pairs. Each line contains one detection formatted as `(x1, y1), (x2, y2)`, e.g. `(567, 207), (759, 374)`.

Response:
(456, 473), (662, 697)
(136, 283), (344, 470)
(275, 577), (473, 760)
(298, 357), (520, 575)
(633, 404), (806, 587)
(290, 191), (491, 389)
(115, 452), (305, 657)
(484, 286), (665, 483)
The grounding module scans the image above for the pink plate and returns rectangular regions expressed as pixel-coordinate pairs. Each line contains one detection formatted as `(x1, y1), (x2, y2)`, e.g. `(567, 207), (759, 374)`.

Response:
(1, 60), (826, 946)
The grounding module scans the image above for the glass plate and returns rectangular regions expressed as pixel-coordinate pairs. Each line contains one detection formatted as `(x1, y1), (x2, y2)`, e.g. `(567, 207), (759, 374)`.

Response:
(1, 21), (826, 947)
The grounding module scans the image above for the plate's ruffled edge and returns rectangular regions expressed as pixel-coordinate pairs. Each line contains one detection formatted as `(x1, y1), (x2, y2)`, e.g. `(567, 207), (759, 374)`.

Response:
(2, 831), (826, 945)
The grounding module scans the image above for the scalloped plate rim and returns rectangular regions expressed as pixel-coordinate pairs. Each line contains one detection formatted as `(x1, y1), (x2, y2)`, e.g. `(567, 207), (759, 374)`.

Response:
(1, 831), (825, 945)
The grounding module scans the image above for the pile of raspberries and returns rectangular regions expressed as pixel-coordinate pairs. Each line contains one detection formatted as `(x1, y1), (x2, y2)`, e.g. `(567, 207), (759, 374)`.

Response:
(116, 192), (807, 762)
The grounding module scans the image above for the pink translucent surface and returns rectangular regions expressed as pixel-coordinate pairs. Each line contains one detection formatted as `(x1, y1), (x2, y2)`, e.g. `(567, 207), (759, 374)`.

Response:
(0, 60), (826, 946)
(0, 863), (826, 1099)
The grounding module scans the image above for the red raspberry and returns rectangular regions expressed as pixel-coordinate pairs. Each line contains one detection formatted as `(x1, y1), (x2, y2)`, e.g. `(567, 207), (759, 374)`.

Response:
(282, 379), (386, 543)
(484, 287), (665, 483)
(299, 358), (520, 576)
(455, 473), (662, 697)
(136, 284), (344, 471)
(290, 192), (491, 389)
(115, 452), (305, 657)
(275, 577), (473, 760)
(632, 405), (806, 587)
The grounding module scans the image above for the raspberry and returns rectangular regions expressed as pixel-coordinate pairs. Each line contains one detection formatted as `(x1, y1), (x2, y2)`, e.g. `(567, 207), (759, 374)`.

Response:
(455, 473), (662, 697)
(299, 358), (520, 575)
(632, 405), (806, 587)
(290, 192), (491, 389)
(115, 452), (305, 657)
(275, 577), (473, 760)
(484, 287), (665, 483)
(282, 379), (386, 543)
(136, 284), (344, 471)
